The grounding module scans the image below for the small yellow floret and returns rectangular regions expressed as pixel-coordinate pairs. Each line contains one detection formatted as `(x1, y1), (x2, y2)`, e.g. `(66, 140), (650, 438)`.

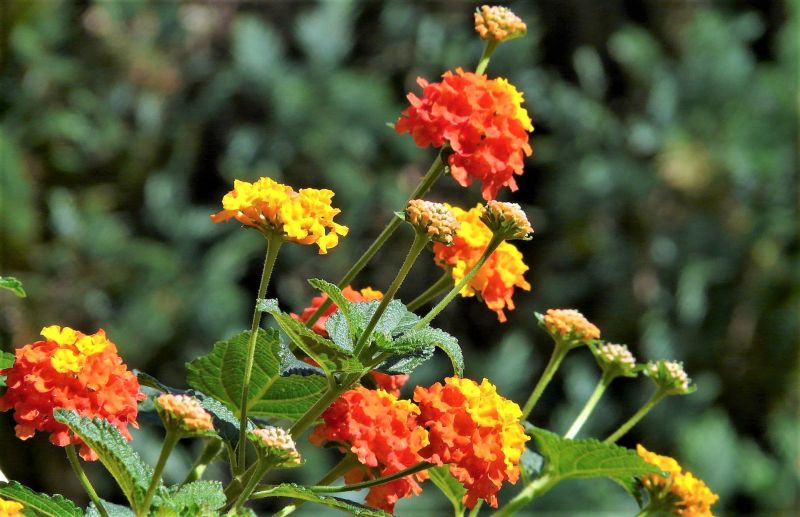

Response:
(495, 78), (534, 132)
(0, 498), (24, 517)
(41, 325), (77, 347)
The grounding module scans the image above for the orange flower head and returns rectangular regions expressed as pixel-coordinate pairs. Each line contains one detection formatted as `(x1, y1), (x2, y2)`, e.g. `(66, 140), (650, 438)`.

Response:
(637, 444), (719, 516)
(414, 377), (529, 508)
(0, 326), (144, 461)
(406, 199), (460, 245)
(292, 286), (409, 396)
(542, 308), (600, 345)
(0, 498), (23, 517)
(396, 68), (533, 200)
(155, 394), (214, 434)
(310, 387), (429, 512)
(474, 5), (527, 42)
(481, 201), (533, 240)
(210, 177), (348, 254)
(432, 204), (530, 322)
(249, 426), (301, 466)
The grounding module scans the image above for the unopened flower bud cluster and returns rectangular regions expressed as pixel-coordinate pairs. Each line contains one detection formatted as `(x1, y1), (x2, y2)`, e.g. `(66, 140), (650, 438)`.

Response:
(156, 394), (214, 433)
(481, 201), (533, 240)
(406, 199), (460, 245)
(646, 360), (692, 395)
(250, 426), (301, 465)
(543, 308), (601, 344)
(474, 5), (527, 42)
(596, 343), (637, 376)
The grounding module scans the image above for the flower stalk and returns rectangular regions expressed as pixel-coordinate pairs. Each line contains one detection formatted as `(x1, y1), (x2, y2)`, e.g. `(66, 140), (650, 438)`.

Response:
(564, 370), (614, 439)
(489, 473), (555, 517)
(407, 271), (452, 311)
(141, 429), (180, 515)
(66, 445), (108, 517)
(520, 342), (570, 420)
(182, 439), (222, 484)
(605, 390), (667, 444)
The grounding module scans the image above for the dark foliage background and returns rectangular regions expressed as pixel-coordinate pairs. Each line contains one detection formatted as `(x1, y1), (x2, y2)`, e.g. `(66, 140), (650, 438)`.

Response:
(0, 1), (797, 515)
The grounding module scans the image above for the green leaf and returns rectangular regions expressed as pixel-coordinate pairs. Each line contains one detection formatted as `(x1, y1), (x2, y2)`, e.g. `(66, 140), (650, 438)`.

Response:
(53, 409), (154, 510)
(86, 501), (134, 517)
(520, 447), (545, 484)
(526, 424), (662, 493)
(254, 483), (390, 516)
(414, 327), (464, 376)
(186, 329), (327, 422)
(0, 481), (81, 517)
(307, 278), (353, 321)
(161, 480), (226, 514)
(376, 347), (434, 375)
(0, 350), (13, 388)
(427, 466), (466, 516)
(0, 276), (26, 297)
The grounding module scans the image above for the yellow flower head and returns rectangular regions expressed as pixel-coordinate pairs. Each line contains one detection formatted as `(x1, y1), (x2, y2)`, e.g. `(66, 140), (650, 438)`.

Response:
(637, 444), (719, 516)
(0, 498), (23, 517)
(210, 177), (348, 254)
(41, 325), (111, 373)
(474, 5), (527, 43)
(495, 78), (534, 132)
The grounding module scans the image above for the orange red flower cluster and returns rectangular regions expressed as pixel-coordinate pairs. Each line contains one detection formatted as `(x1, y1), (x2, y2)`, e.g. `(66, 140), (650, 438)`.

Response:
(210, 177), (348, 254)
(0, 326), (143, 460)
(310, 387), (430, 513)
(414, 377), (529, 508)
(293, 285), (409, 395)
(637, 444), (719, 516)
(396, 68), (533, 201)
(432, 204), (530, 322)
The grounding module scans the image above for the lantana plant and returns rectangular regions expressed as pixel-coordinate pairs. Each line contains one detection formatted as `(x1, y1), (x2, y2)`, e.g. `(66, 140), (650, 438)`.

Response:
(0, 6), (718, 517)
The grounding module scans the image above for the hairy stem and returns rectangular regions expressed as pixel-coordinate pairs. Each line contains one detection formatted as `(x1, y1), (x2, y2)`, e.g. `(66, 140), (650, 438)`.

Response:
(407, 271), (452, 312)
(564, 371), (614, 439)
(182, 439), (222, 485)
(270, 456), (359, 516)
(475, 39), (499, 75)
(413, 235), (503, 331)
(234, 460), (272, 512)
(290, 382), (350, 439)
(521, 343), (570, 420)
(307, 462), (433, 493)
(238, 233), (283, 471)
(141, 430), (180, 515)
(304, 152), (446, 328)
(605, 391), (666, 444)
(66, 445), (108, 517)
(490, 473), (556, 517)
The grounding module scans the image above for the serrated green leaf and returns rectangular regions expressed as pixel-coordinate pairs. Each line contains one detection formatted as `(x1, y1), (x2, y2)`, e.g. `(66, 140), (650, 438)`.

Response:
(256, 298), (280, 313)
(0, 276), (26, 297)
(254, 483), (390, 516)
(53, 410), (154, 510)
(526, 424), (662, 493)
(86, 500), (134, 517)
(186, 329), (327, 421)
(376, 347), (434, 375)
(0, 481), (81, 517)
(427, 466), (466, 516)
(411, 327), (463, 376)
(325, 311), (353, 350)
(0, 350), (13, 388)
(307, 278), (353, 321)
(161, 480), (226, 515)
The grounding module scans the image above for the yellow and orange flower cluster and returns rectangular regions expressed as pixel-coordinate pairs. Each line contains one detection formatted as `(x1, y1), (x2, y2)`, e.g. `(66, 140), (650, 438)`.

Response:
(155, 394), (214, 434)
(210, 177), (348, 254)
(310, 387), (430, 513)
(0, 498), (23, 517)
(293, 285), (409, 395)
(414, 377), (529, 508)
(395, 68), (533, 201)
(637, 444), (719, 516)
(474, 5), (527, 42)
(432, 204), (530, 322)
(0, 326), (143, 460)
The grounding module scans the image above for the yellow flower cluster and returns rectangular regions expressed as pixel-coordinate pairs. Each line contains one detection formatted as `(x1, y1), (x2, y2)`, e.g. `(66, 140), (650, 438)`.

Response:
(0, 498), (23, 517)
(210, 177), (348, 254)
(637, 445), (719, 516)
(494, 79), (534, 132)
(42, 325), (111, 373)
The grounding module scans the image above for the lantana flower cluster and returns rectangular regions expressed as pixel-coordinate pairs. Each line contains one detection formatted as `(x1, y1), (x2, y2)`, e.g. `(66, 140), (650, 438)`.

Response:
(0, 326), (143, 460)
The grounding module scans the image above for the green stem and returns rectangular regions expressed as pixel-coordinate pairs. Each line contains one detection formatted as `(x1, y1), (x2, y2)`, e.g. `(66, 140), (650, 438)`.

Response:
(605, 390), (667, 444)
(467, 500), (483, 517)
(413, 234), (503, 331)
(270, 456), (359, 517)
(521, 342), (570, 420)
(141, 430), (180, 515)
(182, 439), (222, 484)
(306, 462), (433, 494)
(234, 460), (272, 511)
(489, 473), (556, 517)
(354, 231), (429, 358)
(66, 445), (108, 517)
(475, 39), (498, 75)
(304, 152), (446, 328)
(407, 271), (452, 312)
(290, 382), (350, 439)
(224, 460), (261, 506)
(632, 508), (652, 517)
(238, 233), (284, 472)
(564, 371), (614, 439)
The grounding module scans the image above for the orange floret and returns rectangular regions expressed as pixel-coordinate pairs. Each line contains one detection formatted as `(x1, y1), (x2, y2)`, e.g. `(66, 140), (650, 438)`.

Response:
(155, 394), (214, 433)
(637, 444), (719, 516)
(210, 177), (348, 254)
(0, 498), (24, 517)
(543, 308), (600, 343)
(474, 5), (527, 42)
(432, 204), (530, 322)
(406, 199), (460, 245)
(414, 377), (529, 508)
(293, 286), (409, 395)
(310, 387), (429, 513)
(395, 68), (533, 200)
(0, 326), (143, 461)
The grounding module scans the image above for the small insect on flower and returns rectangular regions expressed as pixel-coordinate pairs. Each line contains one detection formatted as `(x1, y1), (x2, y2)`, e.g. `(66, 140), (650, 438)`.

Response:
(396, 69), (533, 200)
(249, 426), (301, 467)
(0, 326), (143, 461)
(414, 377), (529, 509)
(405, 199), (460, 245)
(637, 444), (719, 516)
(540, 309), (601, 347)
(474, 5), (527, 42)
(0, 498), (24, 517)
(155, 394), (215, 436)
(210, 177), (348, 254)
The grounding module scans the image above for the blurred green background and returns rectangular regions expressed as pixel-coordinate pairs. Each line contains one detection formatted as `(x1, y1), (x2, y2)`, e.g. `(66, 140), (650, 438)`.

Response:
(1, 0), (797, 515)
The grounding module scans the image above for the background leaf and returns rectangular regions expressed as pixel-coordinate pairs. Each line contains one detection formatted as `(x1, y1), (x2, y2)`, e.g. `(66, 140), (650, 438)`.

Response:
(427, 466), (466, 516)
(254, 483), (390, 517)
(0, 481), (81, 517)
(0, 276), (26, 298)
